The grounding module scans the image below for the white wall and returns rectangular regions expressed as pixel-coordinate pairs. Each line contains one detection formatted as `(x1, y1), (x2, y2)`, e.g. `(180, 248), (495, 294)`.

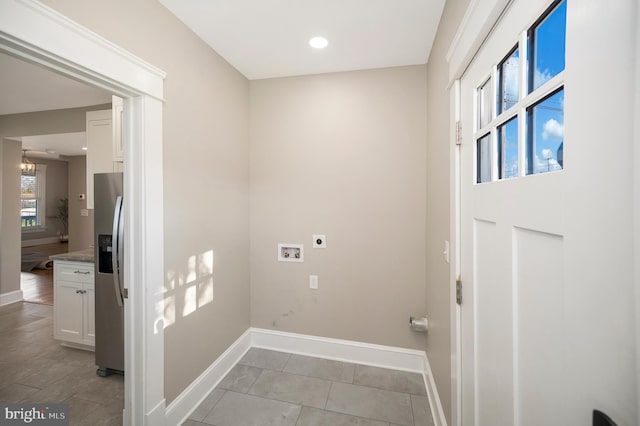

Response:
(250, 66), (428, 350)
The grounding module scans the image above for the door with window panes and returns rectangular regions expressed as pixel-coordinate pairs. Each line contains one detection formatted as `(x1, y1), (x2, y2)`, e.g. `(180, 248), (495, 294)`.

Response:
(461, 2), (568, 424)
(459, 0), (637, 424)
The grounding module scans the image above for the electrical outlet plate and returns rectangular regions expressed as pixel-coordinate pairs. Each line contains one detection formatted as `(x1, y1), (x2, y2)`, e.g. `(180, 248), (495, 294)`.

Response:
(309, 275), (318, 289)
(312, 234), (326, 248)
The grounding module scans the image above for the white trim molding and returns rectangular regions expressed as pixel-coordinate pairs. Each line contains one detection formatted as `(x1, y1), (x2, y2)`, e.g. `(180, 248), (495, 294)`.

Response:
(424, 353), (448, 426)
(0, 2), (166, 425)
(171, 328), (446, 426)
(251, 328), (426, 373)
(0, 290), (23, 307)
(446, 0), (512, 84)
(0, 0), (165, 100)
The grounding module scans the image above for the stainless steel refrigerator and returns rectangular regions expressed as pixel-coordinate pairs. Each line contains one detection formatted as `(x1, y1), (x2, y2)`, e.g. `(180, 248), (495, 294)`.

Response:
(94, 172), (125, 376)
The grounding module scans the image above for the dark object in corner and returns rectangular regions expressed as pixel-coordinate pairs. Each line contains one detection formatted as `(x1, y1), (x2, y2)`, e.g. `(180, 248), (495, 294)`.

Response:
(593, 410), (617, 426)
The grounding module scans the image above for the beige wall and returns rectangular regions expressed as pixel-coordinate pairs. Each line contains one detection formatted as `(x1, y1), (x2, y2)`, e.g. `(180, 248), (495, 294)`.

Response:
(0, 104), (110, 137)
(250, 66), (427, 349)
(67, 156), (93, 251)
(21, 157), (68, 242)
(0, 140), (21, 298)
(425, 0), (470, 422)
(41, 0), (251, 404)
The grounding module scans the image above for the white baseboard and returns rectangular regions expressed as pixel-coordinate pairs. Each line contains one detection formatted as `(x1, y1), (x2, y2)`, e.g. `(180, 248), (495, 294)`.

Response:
(146, 399), (167, 426)
(165, 328), (445, 426)
(423, 354), (448, 426)
(164, 328), (252, 426)
(21, 237), (62, 247)
(0, 290), (23, 307)
(250, 327), (426, 373)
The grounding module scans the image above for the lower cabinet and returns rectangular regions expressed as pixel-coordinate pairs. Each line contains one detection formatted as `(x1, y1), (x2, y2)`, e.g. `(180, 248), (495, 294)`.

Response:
(53, 260), (95, 349)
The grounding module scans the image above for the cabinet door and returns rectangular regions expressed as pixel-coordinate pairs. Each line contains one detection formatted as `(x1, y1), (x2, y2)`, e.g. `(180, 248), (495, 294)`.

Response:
(86, 109), (113, 209)
(54, 281), (84, 342)
(84, 284), (96, 344)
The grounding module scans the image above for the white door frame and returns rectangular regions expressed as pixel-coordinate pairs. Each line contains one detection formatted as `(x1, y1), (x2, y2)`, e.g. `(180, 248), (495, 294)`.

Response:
(0, 1), (167, 424)
(446, 2), (512, 424)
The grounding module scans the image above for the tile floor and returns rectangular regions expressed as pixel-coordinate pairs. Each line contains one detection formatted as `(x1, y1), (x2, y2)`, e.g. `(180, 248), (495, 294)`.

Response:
(0, 301), (123, 425)
(183, 348), (434, 426)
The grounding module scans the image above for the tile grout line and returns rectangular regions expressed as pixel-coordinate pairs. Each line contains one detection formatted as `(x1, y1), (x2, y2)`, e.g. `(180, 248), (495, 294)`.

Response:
(324, 381), (334, 410)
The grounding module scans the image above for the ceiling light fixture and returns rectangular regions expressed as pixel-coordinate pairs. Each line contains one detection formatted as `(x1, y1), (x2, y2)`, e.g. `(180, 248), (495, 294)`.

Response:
(309, 36), (328, 49)
(21, 150), (36, 176)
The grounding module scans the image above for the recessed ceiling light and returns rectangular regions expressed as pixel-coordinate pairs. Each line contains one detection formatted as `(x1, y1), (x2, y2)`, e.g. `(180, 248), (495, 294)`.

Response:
(82, 146), (88, 151)
(309, 36), (328, 49)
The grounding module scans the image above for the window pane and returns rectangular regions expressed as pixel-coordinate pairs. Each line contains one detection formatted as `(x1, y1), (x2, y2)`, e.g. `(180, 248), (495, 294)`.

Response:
(21, 199), (37, 227)
(498, 48), (519, 114)
(477, 133), (492, 183)
(21, 174), (39, 227)
(477, 77), (493, 129)
(498, 117), (519, 179)
(21, 175), (36, 198)
(529, 0), (566, 92)
(526, 88), (564, 175)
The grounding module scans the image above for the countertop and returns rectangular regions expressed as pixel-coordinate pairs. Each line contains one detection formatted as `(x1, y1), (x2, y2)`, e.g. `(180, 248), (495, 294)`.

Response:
(50, 249), (95, 263)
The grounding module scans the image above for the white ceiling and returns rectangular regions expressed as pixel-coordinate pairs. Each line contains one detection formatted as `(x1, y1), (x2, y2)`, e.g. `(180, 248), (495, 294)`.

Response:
(159, 0), (446, 80)
(17, 133), (87, 158)
(0, 52), (112, 116)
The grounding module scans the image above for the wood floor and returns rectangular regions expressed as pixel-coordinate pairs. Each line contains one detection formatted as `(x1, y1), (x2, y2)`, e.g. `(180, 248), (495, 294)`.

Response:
(21, 242), (69, 305)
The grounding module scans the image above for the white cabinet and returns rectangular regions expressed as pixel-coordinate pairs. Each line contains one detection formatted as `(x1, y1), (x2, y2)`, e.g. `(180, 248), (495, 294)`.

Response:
(112, 95), (124, 162)
(86, 95), (124, 208)
(53, 261), (95, 349)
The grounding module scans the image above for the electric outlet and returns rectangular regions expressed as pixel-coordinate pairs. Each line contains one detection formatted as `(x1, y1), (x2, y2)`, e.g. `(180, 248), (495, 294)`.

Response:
(309, 275), (318, 289)
(80, 209), (89, 217)
(313, 235), (326, 248)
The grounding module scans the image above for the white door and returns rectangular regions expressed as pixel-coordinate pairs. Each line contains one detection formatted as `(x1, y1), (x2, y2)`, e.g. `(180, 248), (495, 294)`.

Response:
(458, 0), (637, 425)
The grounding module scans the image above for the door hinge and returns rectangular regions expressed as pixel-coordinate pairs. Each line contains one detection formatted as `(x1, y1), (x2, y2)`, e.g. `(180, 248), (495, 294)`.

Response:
(456, 276), (462, 305)
(455, 121), (462, 146)
(123, 288), (129, 299)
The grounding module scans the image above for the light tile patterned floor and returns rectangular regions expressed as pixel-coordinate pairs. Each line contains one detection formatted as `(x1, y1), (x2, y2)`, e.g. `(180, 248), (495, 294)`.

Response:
(183, 348), (434, 426)
(0, 302), (123, 426)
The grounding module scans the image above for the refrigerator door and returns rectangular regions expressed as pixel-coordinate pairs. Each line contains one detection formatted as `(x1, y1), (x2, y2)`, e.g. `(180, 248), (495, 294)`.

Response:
(94, 172), (124, 374)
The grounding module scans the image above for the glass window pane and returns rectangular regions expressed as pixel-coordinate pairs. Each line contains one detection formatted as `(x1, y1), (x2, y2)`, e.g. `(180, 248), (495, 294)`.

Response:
(477, 77), (493, 129)
(477, 133), (492, 183)
(498, 48), (519, 114)
(498, 117), (519, 179)
(529, 0), (566, 92)
(526, 88), (564, 175)
(21, 199), (37, 227)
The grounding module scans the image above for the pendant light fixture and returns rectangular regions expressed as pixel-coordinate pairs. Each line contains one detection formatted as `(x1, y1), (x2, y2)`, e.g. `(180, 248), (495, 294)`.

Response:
(21, 150), (36, 176)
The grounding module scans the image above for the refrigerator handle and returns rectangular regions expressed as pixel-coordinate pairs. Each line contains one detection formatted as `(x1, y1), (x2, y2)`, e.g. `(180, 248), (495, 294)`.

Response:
(117, 197), (125, 300)
(112, 195), (124, 307)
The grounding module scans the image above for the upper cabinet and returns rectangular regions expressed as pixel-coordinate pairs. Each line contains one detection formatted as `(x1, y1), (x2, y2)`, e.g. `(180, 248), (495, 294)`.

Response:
(112, 95), (124, 162)
(86, 95), (124, 209)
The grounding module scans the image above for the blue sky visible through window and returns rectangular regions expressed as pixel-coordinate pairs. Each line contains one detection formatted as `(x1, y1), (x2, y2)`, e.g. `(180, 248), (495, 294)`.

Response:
(500, 117), (519, 179)
(479, 0), (566, 182)
(528, 0), (566, 175)
(528, 89), (564, 174)
(532, 0), (566, 91)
